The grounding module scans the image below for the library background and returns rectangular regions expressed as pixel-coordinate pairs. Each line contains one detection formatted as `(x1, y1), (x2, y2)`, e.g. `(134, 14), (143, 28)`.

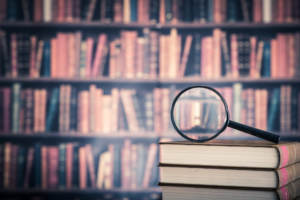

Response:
(0, 0), (299, 199)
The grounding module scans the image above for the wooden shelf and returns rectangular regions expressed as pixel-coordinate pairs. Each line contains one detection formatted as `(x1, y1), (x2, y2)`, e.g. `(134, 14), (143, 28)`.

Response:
(0, 132), (298, 143)
(1, 22), (300, 30)
(0, 188), (161, 197)
(0, 132), (174, 143)
(1, 77), (300, 85)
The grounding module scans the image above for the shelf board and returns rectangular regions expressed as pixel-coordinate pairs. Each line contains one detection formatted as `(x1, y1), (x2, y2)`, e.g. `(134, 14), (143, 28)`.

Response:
(0, 132), (298, 143)
(0, 188), (161, 197)
(1, 77), (300, 85)
(1, 22), (300, 30)
(0, 132), (172, 143)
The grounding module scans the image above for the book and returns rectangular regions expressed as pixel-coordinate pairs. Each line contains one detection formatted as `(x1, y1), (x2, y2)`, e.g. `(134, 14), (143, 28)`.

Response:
(160, 162), (300, 188)
(160, 140), (300, 169)
(160, 178), (300, 200)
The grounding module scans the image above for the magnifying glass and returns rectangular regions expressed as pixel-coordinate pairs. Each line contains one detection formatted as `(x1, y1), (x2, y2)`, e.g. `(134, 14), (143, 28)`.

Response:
(170, 86), (280, 143)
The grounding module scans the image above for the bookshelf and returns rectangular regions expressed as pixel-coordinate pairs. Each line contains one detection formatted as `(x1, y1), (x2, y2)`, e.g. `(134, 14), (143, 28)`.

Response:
(1, 22), (300, 30)
(1, 0), (300, 199)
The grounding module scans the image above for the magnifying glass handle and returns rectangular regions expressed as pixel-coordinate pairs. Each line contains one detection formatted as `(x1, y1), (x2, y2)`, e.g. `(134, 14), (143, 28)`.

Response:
(228, 120), (280, 143)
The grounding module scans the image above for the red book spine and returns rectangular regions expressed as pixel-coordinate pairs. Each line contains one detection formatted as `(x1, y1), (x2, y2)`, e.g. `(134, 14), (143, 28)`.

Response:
(48, 146), (59, 188)
(85, 37), (94, 78)
(10, 145), (18, 188)
(34, 0), (43, 22)
(253, 0), (262, 22)
(79, 146), (87, 189)
(249, 36), (257, 77)
(114, 0), (123, 22)
(4, 143), (11, 188)
(66, 144), (73, 189)
(24, 147), (34, 188)
(66, 0), (73, 22)
(214, 0), (223, 23)
(91, 34), (107, 77)
(85, 145), (96, 188)
(277, 0), (285, 22)
(51, 38), (57, 77)
(213, 29), (222, 78)
(57, 0), (65, 22)
(230, 34), (239, 78)
(271, 38), (278, 78)
(3, 88), (11, 132)
(11, 34), (18, 78)
(41, 146), (48, 189)
(0, 0), (6, 21)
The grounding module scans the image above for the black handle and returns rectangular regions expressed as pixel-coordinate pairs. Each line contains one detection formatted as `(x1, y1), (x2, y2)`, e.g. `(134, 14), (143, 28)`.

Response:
(228, 120), (280, 143)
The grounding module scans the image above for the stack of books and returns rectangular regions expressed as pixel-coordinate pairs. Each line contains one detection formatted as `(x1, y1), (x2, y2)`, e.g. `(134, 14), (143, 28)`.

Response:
(159, 140), (300, 200)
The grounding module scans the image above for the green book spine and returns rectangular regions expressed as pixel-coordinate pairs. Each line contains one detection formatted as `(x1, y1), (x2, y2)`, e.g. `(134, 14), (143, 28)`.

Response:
(12, 83), (21, 133)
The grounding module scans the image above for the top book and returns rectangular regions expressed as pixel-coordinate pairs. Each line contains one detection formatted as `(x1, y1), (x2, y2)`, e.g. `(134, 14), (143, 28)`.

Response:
(159, 140), (300, 169)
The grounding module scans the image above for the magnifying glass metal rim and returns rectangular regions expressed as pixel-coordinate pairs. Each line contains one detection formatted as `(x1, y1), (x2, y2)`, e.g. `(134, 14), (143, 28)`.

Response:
(170, 85), (230, 143)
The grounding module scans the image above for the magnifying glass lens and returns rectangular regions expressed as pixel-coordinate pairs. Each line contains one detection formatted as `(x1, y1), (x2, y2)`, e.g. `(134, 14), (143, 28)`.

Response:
(173, 87), (228, 141)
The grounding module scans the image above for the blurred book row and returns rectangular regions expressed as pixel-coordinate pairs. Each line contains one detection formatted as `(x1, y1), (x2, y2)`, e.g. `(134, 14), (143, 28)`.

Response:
(0, 0), (300, 24)
(0, 141), (158, 190)
(0, 83), (299, 135)
(1, 30), (300, 79)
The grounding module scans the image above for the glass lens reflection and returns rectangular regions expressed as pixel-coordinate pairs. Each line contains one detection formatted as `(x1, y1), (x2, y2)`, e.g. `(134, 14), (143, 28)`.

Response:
(173, 87), (227, 140)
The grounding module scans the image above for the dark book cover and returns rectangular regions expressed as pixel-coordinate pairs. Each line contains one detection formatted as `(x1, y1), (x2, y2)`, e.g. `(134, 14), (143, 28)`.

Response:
(46, 88), (59, 132)
(17, 34), (30, 77)
(207, 0), (213, 22)
(187, 33), (201, 76)
(183, 0), (193, 22)
(149, 144), (159, 187)
(199, 0), (208, 22)
(105, 0), (114, 21)
(193, 0), (201, 22)
(72, 144), (79, 187)
(150, 0), (159, 22)
(81, 0), (91, 20)
(113, 144), (121, 187)
(0, 89), (3, 132)
(34, 143), (41, 187)
(130, 0), (137, 22)
(262, 40), (271, 77)
(291, 87), (298, 131)
(70, 87), (77, 132)
(132, 91), (145, 130)
(7, 0), (18, 21)
(41, 40), (50, 77)
(227, 0), (238, 22)
(59, 144), (66, 188)
(0, 145), (3, 188)
(17, 146), (26, 188)
(165, 0), (173, 22)
(10, 145), (19, 188)
(0, 31), (9, 77)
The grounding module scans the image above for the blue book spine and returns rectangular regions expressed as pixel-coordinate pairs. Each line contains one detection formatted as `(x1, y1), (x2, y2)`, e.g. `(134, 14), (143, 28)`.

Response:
(207, 0), (214, 22)
(7, 0), (17, 21)
(17, 146), (26, 187)
(130, 0), (137, 22)
(227, 0), (237, 22)
(42, 40), (50, 77)
(46, 88), (59, 131)
(267, 88), (280, 131)
(262, 41), (270, 77)
(34, 144), (41, 187)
